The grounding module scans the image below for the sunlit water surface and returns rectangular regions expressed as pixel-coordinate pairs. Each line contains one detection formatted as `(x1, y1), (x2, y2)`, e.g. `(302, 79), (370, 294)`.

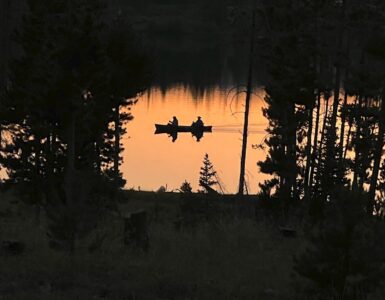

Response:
(122, 86), (269, 194)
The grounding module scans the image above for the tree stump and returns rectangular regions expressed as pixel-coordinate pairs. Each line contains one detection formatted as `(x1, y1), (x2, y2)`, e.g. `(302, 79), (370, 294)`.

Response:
(124, 210), (149, 252)
(1, 240), (25, 255)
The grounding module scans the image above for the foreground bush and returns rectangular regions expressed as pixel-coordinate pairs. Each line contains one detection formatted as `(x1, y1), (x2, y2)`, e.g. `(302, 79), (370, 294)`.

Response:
(294, 191), (385, 300)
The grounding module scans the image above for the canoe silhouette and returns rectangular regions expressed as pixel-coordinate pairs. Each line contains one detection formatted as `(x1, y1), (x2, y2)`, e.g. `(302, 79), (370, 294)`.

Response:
(155, 124), (212, 134)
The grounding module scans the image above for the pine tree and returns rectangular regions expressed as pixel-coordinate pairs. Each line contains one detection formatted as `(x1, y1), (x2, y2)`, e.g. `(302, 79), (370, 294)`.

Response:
(199, 153), (218, 193)
(2, 0), (150, 195)
(104, 16), (151, 186)
(257, 0), (317, 204)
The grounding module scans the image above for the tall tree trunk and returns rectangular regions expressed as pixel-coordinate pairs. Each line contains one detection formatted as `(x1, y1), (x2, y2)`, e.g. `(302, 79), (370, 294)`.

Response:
(113, 102), (121, 182)
(330, 69), (341, 140)
(288, 101), (298, 201)
(238, 8), (256, 195)
(357, 99), (371, 192)
(330, 0), (347, 133)
(309, 4), (321, 194)
(367, 97), (385, 214)
(0, 0), (11, 155)
(304, 98), (315, 200)
(343, 96), (358, 160)
(312, 94), (330, 201)
(0, 126), (2, 161)
(65, 1), (76, 210)
(66, 111), (77, 255)
(324, 0), (346, 184)
(0, 0), (11, 90)
(95, 140), (101, 175)
(65, 113), (76, 206)
(338, 32), (350, 175)
(46, 132), (54, 177)
(339, 90), (349, 162)
(352, 96), (363, 191)
(309, 92), (321, 191)
(317, 96), (330, 168)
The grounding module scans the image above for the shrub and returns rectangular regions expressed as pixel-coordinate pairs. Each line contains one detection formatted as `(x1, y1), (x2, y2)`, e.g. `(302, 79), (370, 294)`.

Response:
(294, 190), (385, 299)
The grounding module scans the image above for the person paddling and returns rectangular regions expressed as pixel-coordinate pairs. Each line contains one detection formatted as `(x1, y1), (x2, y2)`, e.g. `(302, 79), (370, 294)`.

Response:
(192, 116), (204, 128)
(168, 116), (178, 126)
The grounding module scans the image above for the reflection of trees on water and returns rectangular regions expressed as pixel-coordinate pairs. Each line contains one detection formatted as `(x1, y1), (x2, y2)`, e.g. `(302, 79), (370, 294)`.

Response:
(3, 0), (261, 93)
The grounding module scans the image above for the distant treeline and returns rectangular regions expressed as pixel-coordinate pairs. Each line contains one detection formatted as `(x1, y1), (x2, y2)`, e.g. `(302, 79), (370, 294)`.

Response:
(111, 0), (258, 89)
(1, 0), (260, 91)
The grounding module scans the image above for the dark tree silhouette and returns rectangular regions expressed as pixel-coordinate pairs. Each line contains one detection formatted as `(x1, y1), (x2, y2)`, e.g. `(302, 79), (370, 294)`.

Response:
(180, 180), (193, 193)
(294, 190), (385, 299)
(255, 0), (385, 218)
(257, 0), (317, 206)
(105, 16), (151, 185)
(1, 0), (150, 250)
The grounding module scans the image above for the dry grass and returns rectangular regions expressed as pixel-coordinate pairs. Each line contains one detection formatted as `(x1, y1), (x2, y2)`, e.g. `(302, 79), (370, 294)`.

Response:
(0, 191), (301, 299)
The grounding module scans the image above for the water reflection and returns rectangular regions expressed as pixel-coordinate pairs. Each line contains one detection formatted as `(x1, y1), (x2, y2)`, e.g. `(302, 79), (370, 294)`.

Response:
(170, 131), (178, 142)
(122, 85), (268, 194)
(156, 131), (206, 143)
(193, 131), (203, 142)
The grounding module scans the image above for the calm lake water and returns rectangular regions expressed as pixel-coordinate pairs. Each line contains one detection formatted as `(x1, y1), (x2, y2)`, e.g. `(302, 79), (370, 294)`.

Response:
(121, 85), (269, 194)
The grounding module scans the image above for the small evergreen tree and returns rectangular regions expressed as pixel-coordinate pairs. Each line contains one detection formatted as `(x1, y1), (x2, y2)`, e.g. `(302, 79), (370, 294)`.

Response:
(180, 180), (193, 193)
(199, 153), (217, 193)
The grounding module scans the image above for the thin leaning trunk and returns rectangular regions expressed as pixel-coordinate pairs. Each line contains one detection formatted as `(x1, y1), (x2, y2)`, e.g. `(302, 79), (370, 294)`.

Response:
(238, 8), (256, 195)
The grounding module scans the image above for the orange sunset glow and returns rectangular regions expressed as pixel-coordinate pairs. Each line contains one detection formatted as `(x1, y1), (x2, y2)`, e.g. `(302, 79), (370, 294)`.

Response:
(122, 86), (269, 194)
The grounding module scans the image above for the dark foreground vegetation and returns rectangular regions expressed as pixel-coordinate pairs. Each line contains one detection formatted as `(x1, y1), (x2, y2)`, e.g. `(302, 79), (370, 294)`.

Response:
(2, 178), (385, 299)
(0, 190), (293, 300)
(1, 189), (385, 300)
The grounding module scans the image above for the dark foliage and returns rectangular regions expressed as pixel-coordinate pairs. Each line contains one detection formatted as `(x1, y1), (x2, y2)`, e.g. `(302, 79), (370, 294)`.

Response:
(294, 190), (385, 299)
(0, 0), (150, 252)
(179, 180), (193, 193)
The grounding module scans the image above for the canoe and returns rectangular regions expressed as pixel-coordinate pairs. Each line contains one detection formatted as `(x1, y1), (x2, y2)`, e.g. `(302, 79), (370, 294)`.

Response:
(155, 124), (212, 134)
